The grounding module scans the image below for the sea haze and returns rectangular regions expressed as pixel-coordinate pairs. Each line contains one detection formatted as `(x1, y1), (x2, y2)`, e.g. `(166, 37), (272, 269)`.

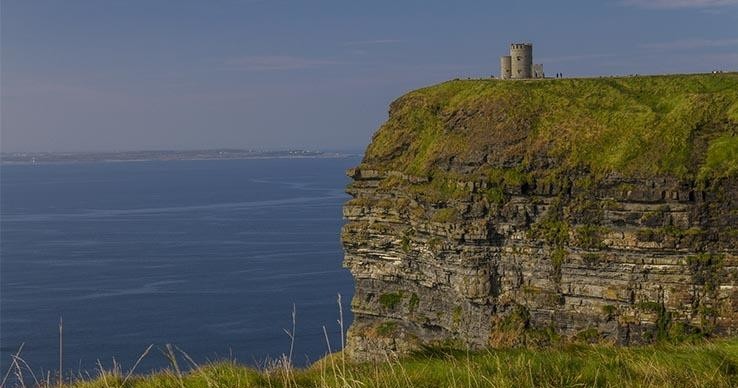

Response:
(0, 157), (359, 374)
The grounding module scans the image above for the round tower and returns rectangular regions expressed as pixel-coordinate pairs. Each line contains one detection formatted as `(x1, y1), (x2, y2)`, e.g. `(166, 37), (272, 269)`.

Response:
(500, 56), (511, 79)
(510, 43), (532, 79)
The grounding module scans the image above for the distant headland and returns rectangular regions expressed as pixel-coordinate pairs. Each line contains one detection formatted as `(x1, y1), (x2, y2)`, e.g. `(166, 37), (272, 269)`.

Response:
(0, 149), (357, 165)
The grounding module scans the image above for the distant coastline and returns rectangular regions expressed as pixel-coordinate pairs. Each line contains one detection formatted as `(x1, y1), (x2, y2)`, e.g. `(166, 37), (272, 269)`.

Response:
(0, 149), (360, 165)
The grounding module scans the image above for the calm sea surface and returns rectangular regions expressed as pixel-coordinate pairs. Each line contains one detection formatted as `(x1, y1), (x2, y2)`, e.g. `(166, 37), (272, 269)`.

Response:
(0, 157), (359, 375)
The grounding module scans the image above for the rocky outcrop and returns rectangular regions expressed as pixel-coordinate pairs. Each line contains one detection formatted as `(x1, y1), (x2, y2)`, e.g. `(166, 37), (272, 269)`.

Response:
(341, 74), (738, 360)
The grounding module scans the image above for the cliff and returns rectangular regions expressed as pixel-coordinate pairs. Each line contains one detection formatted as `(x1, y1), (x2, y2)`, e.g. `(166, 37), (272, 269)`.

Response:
(341, 73), (738, 360)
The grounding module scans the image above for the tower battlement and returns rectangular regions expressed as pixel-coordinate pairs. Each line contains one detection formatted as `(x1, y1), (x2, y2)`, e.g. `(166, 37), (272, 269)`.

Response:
(499, 42), (543, 80)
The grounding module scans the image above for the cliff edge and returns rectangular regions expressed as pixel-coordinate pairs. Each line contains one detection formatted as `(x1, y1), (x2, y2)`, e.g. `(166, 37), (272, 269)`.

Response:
(341, 73), (738, 360)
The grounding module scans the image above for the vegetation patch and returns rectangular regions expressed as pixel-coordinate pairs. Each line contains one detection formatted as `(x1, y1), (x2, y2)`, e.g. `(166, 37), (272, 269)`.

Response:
(409, 172), (470, 203)
(668, 321), (706, 342)
(430, 207), (458, 223)
(635, 226), (701, 243)
(484, 186), (507, 205)
(639, 205), (671, 227)
(500, 304), (531, 332)
(483, 166), (531, 188)
(345, 197), (371, 207)
(637, 300), (663, 314)
(602, 304), (617, 320)
(451, 306), (463, 328)
(408, 293), (420, 313)
(481, 167), (531, 206)
(638, 301), (672, 342)
(531, 219), (570, 247)
(378, 292), (404, 310)
(635, 300), (706, 342)
(568, 197), (604, 225)
(574, 225), (607, 249)
(400, 228), (415, 252)
(662, 225), (704, 240)
(378, 174), (405, 190)
(551, 247), (568, 279)
(525, 325), (562, 346)
(428, 237), (443, 251)
(400, 235), (411, 252)
(687, 253), (725, 292)
(699, 134), (738, 180)
(375, 321), (399, 336)
(574, 327), (601, 343)
(582, 253), (602, 267)
(374, 198), (394, 209)
(636, 228), (662, 242)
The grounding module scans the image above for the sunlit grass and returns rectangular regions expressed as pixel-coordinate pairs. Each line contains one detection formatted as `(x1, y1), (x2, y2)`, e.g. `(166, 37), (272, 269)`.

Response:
(45, 338), (738, 388)
(364, 73), (738, 181)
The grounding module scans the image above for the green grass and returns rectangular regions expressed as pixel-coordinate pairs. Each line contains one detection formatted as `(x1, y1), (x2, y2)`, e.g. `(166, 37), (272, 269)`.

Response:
(699, 134), (738, 180)
(56, 338), (738, 387)
(363, 73), (738, 181)
(430, 207), (457, 222)
(378, 292), (403, 309)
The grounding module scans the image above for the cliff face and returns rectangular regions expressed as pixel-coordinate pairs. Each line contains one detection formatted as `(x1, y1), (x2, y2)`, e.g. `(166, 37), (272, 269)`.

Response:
(341, 74), (738, 360)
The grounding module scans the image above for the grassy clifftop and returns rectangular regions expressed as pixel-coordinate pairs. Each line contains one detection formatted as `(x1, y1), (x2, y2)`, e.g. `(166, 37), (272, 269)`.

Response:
(364, 73), (738, 180)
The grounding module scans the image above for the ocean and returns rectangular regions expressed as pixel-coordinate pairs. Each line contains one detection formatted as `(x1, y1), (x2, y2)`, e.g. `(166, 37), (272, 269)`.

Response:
(0, 157), (359, 376)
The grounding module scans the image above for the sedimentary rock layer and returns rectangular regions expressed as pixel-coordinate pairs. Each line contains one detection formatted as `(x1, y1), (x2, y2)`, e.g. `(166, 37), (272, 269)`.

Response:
(341, 74), (738, 360)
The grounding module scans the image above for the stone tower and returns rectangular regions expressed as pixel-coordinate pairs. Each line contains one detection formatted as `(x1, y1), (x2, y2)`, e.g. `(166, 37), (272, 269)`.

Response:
(500, 56), (512, 79)
(510, 43), (532, 79)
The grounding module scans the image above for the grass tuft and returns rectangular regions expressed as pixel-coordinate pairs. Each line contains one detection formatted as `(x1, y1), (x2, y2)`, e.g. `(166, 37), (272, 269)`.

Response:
(53, 338), (738, 387)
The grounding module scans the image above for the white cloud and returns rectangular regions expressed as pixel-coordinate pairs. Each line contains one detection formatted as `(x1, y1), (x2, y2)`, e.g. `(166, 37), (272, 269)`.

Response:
(621, 0), (738, 9)
(640, 37), (738, 50)
(222, 56), (342, 71)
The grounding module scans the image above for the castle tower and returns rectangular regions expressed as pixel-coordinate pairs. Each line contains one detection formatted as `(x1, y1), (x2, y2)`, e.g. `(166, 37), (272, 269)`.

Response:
(500, 56), (511, 79)
(510, 43), (532, 79)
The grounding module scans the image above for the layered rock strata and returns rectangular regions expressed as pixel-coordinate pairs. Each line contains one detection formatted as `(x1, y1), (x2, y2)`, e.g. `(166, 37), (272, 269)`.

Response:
(341, 74), (738, 360)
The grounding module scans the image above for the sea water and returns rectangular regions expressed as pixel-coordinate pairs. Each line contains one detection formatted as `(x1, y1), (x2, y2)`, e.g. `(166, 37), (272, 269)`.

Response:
(0, 157), (359, 375)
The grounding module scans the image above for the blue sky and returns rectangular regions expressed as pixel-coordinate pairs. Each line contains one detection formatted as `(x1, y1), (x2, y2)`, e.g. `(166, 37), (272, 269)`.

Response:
(2, 0), (737, 152)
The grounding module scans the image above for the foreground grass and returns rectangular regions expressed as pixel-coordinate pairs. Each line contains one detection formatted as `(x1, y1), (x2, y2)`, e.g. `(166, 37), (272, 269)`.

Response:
(56, 338), (738, 388)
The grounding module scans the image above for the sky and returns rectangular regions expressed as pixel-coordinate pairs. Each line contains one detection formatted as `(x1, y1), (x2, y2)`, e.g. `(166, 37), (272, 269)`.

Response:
(1, 0), (737, 153)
